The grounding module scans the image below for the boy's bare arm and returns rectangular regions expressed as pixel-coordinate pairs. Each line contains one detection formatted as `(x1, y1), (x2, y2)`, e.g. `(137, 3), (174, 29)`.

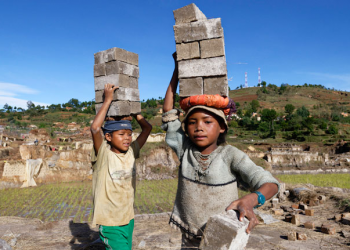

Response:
(90, 83), (119, 154)
(133, 114), (152, 149)
(226, 183), (278, 234)
(163, 52), (179, 113)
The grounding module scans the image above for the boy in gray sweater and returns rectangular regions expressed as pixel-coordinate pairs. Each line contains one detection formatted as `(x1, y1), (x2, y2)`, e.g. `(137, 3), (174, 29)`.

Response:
(162, 54), (279, 248)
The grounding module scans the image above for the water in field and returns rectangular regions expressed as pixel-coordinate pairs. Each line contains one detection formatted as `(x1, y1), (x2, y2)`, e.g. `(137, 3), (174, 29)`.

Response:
(0, 180), (178, 222)
(3, 173), (346, 222)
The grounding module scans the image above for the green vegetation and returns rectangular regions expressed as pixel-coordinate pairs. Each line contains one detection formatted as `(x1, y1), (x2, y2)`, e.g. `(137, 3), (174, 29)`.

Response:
(276, 173), (350, 189)
(0, 179), (249, 222)
(228, 84), (350, 143)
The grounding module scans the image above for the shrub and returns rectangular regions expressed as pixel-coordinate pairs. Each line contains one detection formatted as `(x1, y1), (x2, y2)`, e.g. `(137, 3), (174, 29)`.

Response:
(327, 124), (338, 135)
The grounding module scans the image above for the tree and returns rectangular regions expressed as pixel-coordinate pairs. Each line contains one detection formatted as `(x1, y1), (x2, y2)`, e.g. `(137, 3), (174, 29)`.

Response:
(285, 104), (295, 116)
(68, 98), (81, 108)
(250, 100), (260, 112)
(3, 103), (9, 110)
(296, 106), (310, 118)
(261, 109), (277, 131)
(27, 101), (35, 110)
(261, 81), (267, 87)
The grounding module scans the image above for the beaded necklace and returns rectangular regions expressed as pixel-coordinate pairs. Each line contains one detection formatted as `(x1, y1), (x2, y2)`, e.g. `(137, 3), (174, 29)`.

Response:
(193, 151), (213, 181)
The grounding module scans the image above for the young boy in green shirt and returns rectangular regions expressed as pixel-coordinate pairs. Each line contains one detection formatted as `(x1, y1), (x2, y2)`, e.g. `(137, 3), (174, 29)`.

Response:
(90, 83), (152, 250)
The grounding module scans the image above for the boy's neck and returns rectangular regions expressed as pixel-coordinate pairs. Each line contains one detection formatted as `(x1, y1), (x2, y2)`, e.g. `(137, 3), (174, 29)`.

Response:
(110, 147), (127, 154)
(197, 144), (218, 155)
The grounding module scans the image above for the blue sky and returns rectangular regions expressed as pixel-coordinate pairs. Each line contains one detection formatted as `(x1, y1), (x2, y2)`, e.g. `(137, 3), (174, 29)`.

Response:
(0, 0), (349, 109)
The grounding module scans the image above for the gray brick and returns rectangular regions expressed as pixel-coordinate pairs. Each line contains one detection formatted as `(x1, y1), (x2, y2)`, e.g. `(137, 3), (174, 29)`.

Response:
(199, 210), (249, 250)
(129, 77), (138, 89)
(179, 77), (203, 97)
(200, 38), (225, 59)
(94, 64), (106, 77)
(203, 76), (228, 96)
(95, 101), (131, 116)
(95, 48), (139, 66)
(94, 51), (107, 65)
(176, 42), (200, 61)
(126, 51), (138, 66)
(130, 101), (141, 114)
(105, 47), (127, 63)
(173, 3), (206, 24)
(106, 61), (139, 77)
(95, 87), (140, 104)
(178, 57), (227, 78)
(94, 74), (131, 91)
(174, 18), (223, 43)
(95, 91), (104, 103)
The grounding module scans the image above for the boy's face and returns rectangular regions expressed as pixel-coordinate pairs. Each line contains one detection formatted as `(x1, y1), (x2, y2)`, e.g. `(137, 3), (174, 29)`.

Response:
(105, 129), (132, 154)
(186, 109), (225, 154)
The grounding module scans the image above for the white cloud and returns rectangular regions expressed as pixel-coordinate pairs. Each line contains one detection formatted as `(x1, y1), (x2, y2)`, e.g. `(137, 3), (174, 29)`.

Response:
(0, 82), (49, 109)
(0, 82), (38, 96)
(0, 96), (49, 109)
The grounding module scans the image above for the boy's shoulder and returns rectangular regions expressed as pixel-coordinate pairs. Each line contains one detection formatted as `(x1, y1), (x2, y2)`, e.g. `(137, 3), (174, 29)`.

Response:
(221, 144), (243, 154)
(220, 144), (249, 162)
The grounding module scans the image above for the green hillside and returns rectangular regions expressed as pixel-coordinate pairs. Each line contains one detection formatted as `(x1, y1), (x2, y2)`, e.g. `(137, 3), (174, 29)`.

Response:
(230, 85), (350, 114)
(1, 84), (350, 144)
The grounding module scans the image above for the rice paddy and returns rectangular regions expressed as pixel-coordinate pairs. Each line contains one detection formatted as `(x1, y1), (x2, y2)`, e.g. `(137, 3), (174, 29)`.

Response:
(0, 173), (348, 222)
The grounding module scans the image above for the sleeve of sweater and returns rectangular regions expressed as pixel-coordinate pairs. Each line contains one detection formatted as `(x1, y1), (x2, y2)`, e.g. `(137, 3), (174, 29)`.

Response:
(161, 109), (187, 160)
(229, 146), (280, 192)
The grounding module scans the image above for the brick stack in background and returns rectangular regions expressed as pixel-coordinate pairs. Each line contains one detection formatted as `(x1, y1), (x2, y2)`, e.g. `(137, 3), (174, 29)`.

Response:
(94, 47), (141, 116)
(173, 3), (228, 97)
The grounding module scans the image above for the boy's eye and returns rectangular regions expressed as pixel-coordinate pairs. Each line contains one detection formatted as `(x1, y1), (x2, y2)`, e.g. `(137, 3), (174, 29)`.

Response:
(205, 121), (212, 124)
(188, 121), (195, 125)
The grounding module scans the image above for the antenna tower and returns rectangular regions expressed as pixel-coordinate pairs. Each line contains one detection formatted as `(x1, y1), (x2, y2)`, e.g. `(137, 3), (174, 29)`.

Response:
(245, 72), (248, 88)
(258, 68), (261, 86)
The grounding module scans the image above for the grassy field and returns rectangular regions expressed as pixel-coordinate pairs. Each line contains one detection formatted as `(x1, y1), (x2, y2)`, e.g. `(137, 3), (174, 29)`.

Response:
(0, 174), (348, 222)
(276, 173), (350, 189)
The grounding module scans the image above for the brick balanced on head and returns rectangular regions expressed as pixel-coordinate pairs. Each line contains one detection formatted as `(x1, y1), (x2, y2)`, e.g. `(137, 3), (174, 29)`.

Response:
(94, 47), (141, 116)
(173, 3), (228, 97)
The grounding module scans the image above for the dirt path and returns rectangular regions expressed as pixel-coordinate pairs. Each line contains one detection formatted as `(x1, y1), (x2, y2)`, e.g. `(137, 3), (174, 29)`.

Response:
(0, 209), (349, 250)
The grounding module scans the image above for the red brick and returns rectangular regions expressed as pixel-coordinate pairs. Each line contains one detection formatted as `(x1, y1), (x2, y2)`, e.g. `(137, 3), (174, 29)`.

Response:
(291, 204), (299, 209)
(321, 223), (336, 235)
(272, 209), (284, 216)
(297, 232), (307, 240)
(291, 214), (300, 226)
(304, 221), (315, 229)
(288, 231), (297, 241)
(305, 209), (314, 216)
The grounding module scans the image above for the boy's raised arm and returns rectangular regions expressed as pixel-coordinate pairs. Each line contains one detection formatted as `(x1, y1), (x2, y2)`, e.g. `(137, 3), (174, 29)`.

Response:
(90, 83), (119, 154)
(133, 114), (152, 149)
(163, 52), (179, 113)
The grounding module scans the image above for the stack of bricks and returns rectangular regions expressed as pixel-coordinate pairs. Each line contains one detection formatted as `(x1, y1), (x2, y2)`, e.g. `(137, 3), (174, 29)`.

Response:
(173, 3), (228, 97)
(94, 47), (141, 116)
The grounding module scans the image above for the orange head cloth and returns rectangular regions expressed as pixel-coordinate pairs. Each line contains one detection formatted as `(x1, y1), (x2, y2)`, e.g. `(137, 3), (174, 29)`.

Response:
(180, 94), (236, 118)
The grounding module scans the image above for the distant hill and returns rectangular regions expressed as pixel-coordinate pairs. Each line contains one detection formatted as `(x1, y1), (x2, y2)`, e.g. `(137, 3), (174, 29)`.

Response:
(229, 86), (350, 114)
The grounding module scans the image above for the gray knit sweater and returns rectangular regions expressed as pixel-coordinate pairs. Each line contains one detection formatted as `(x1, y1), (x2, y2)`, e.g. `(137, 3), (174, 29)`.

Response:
(162, 109), (280, 239)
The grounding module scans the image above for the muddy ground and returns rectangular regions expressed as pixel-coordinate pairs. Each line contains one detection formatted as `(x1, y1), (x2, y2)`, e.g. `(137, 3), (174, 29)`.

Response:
(1, 190), (350, 250)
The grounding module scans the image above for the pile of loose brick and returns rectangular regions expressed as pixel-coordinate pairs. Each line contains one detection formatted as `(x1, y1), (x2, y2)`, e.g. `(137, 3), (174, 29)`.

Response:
(94, 47), (141, 116)
(271, 185), (350, 241)
(173, 3), (228, 97)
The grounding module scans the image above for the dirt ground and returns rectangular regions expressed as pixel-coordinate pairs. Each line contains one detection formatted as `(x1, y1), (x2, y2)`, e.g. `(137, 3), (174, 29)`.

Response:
(1, 187), (350, 250)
